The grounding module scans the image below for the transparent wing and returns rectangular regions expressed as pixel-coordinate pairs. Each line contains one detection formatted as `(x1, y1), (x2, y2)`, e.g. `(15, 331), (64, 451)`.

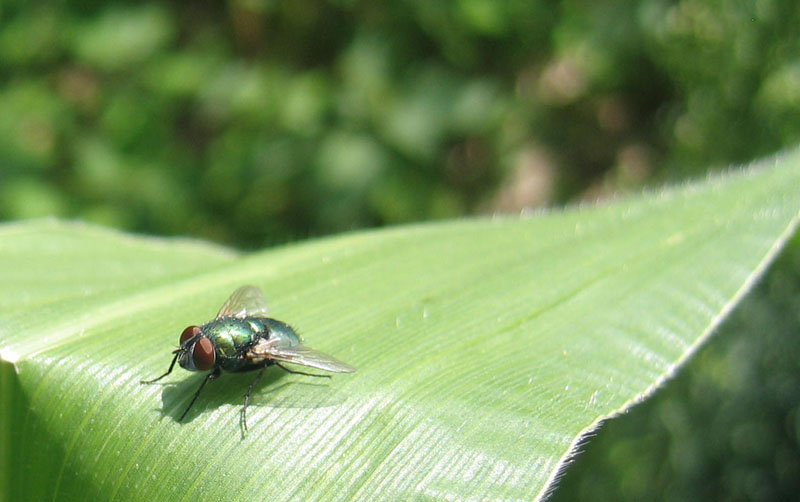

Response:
(216, 285), (269, 319)
(253, 338), (356, 373)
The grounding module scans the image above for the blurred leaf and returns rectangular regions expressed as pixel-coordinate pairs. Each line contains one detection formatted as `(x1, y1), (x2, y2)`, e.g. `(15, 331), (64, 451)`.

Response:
(69, 5), (174, 70)
(379, 67), (460, 161)
(0, 81), (68, 168)
(314, 131), (386, 191)
(0, 178), (66, 219)
(758, 61), (800, 109)
(143, 51), (225, 98)
(2, 149), (800, 500)
(450, 79), (505, 134)
(456, 0), (509, 36)
(199, 63), (282, 125)
(279, 71), (331, 135)
(0, 7), (62, 65)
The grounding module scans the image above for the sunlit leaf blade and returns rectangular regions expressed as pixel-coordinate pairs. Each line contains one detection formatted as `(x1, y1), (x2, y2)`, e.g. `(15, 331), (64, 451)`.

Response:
(2, 149), (800, 501)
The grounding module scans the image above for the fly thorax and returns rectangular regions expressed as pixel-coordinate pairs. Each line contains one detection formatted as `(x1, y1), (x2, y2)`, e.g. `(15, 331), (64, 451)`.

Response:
(202, 318), (257, 358)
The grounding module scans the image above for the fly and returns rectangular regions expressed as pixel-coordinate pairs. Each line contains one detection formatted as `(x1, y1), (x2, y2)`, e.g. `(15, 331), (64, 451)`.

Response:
(141, 285), (355, 432)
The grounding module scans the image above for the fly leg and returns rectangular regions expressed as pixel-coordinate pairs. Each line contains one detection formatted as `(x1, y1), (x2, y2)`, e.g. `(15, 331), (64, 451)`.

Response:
(240, 367), (267, 436)
(179, 367), (220, 422)
(275, 362), (332, 379)
(140, 351), (179, 384)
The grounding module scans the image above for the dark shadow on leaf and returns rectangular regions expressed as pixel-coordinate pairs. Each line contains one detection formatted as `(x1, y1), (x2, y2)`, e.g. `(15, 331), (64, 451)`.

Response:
(146, 365), (346, 424)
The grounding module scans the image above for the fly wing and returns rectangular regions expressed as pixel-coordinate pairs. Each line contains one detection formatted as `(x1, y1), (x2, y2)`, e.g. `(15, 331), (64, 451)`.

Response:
(216, 285), (269, 319)
(253, 338), (356, 373)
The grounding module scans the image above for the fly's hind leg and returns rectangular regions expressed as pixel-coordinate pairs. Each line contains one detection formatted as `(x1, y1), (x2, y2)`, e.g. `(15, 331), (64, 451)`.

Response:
(240, 367), (267, 436)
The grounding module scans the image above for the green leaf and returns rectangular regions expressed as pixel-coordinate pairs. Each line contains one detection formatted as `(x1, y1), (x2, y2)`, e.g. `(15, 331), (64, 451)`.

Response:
(2, 149), (800, 501)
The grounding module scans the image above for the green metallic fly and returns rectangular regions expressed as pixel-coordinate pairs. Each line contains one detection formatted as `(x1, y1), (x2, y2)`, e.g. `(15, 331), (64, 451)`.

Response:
(141, 285), (355, 431)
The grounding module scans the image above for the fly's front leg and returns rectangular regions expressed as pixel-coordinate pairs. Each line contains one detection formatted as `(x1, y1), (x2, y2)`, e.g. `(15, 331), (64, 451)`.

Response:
(141, 351), (179, 384)
(179, 367), (221, 422)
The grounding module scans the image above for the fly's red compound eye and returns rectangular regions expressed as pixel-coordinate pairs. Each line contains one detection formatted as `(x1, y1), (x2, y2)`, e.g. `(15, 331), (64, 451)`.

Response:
(192, 337), (216, 371)
(180, 325), (202, 345)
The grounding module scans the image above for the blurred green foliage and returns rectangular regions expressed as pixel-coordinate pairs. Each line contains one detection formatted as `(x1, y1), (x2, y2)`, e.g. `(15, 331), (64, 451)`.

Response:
(1, 1), (800, 499)
(2, 1), (800, 247)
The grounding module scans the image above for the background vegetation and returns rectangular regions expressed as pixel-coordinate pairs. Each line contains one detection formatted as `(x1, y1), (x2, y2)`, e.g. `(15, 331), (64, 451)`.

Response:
(1, 1), (799, 499)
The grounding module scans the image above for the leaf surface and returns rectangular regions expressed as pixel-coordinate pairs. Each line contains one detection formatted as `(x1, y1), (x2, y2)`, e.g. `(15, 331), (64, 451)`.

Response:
(2, 150), (800, 501)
